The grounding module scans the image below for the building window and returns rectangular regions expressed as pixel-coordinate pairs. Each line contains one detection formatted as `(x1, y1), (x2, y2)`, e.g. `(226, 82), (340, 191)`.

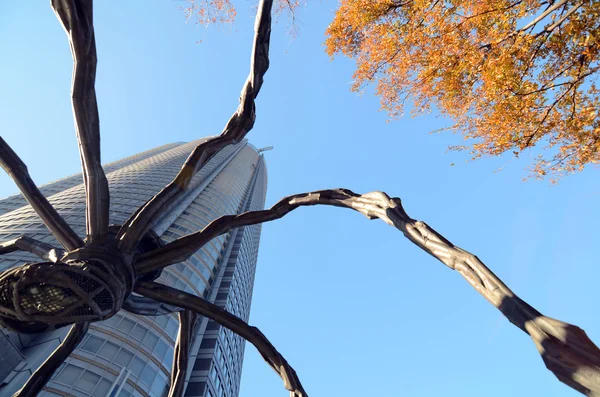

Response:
(94, 378), (112, 396)
(129, 357), (145, 377)
(193, 358), (212, 371)
(141, 364), (157, 386)
(98, 341), (120, 361)
(74, 370), (100, 393)
(200, 338), (217, 349)
(186, 381), (206, 396)
(55, 364), (83, 385)
(118, 317), (135, 334)
(131, 324), (148, 341)
(81, 335), (103, 353)
(154, 339), (168, 360)
(143, 331), (159, 350)
(115, 348), (134, 367)
(151, 374), (168, 397)
(209, 364), (218, 383)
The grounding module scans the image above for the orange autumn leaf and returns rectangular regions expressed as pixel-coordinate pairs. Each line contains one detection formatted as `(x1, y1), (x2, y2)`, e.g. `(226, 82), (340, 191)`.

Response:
(325, 0), (600, 180)
(183, 0), (300, 26)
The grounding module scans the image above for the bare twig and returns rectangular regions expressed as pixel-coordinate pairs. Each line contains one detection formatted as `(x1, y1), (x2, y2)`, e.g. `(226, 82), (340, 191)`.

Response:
(12, 321), (89, 397)
(478, 0), (572, 49)
(135, 281), (307, 397)
(52, 0), (110, 243)
(537, 1), (584, 37)
(0, 137), (83, 250)
(117, 0), (274, 253)
(518, 0), (568, 33)
(0, 235), (63, 262)
(136, 188), (600, 395)
(168, 310), (197, 397)
(520, 65), (597, 148)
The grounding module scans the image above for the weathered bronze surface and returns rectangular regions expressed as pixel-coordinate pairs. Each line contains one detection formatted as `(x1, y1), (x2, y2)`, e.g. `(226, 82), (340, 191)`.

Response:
(0, 0), (599, 396)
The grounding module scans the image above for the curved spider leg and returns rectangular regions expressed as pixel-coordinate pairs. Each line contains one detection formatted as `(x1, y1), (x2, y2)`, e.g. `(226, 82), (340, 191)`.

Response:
(0, 235), (64, 262)
(117, 0), (274, 254)
(135, 281), (307, 397)
(12, 321), (89, 397)
(52, 0), (109, 243)
(0, 138), (83, 251)
(168, 310), (197, 397)
(135, 188), (600, 395)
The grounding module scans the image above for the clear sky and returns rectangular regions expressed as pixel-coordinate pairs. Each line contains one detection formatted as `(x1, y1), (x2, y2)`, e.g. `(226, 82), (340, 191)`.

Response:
(1, 2), (599, 397)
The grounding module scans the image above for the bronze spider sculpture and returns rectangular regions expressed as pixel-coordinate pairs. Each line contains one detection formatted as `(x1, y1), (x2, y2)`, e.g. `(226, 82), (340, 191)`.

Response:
(1, 1), (600, 396)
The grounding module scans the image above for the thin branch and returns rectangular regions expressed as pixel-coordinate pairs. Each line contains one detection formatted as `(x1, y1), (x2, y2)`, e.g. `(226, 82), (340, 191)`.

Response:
(117, 0), (274, 254)
(0, 137), (83, 250)
(454, 0), (529, 23)
(520, 64), (597, 148)
(0, 235), (63, 262)
(536, 1), (584, 37)
(12, 321), (89, 397)
(52, 0), (109, 243)
(169, 310), (197, 397)
(135, 281), (307, 397)
(478, 0), (570, 50)
(136, 189), (600, 395)
(518, 0), (568, 33)
(515, 31), (553, 86)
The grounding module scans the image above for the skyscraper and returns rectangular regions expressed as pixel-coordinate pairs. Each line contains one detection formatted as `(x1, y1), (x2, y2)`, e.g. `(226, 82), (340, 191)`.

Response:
(0, 139), (267, 397)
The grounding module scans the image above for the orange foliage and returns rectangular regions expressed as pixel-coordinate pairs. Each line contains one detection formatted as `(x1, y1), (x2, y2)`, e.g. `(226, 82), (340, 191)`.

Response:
(184, 0), (300, 26)
(325, 0), (600, 179)
(183, 0), (236, 25)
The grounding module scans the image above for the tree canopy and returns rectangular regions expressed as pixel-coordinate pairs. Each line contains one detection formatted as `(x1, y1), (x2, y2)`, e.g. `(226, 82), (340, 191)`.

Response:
(1, 1), (600, 396)
(325, 0), (600, 179)
(189, 0), (599, 179)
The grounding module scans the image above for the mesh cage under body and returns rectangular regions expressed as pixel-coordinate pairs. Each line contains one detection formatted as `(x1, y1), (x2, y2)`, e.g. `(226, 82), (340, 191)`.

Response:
(0, 260), (119, 331)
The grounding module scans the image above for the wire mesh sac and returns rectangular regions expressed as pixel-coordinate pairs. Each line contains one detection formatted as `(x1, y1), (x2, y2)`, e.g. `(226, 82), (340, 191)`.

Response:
(0, 259), (122, 332)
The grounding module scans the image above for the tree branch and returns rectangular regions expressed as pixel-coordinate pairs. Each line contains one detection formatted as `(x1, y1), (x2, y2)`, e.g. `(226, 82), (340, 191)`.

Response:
(519, 65), (598, 149)
(168, 310), (197, 397)
(518, 0), (568, 34)
(12, 321), (89, 397)
(0, 235), (63, 262)
(135, 281), (307, 397)
(136, 188), (600, 395)
(536, 1), (584, 37)
(52, 0), (109, 243)
(117, 0), (274, 254)
(0, 137), (83, 251)
(478, 0), (571, 50)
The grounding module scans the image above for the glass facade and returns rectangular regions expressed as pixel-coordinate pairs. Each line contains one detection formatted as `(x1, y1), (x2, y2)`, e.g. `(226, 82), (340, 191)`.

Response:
(0, 139), (267, 397)
(0, 142), (185, 217)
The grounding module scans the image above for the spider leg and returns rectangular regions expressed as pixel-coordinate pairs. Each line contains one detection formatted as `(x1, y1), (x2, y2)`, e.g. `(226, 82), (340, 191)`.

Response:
(0, 235), (63, 262)
(52, 0), (109, 243)
(135, 188), (600, 395)
(116, 0), (275, 254)
(168, 310), (197, 397)
(12, 321), (89, 397)
(135, 281), (307, 397)
(0, 138), (83, 251)
(134, 190), (360, 273)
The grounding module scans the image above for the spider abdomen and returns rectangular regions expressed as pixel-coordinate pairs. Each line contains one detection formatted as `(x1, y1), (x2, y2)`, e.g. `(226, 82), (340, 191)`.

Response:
(0, 256), (130, 333)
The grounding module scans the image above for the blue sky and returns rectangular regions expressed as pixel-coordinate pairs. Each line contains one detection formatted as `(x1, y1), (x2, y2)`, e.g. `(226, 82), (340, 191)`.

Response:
(1, 1), (599, 396)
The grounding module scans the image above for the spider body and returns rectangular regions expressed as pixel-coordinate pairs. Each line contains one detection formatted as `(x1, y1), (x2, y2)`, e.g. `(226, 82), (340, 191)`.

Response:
(0, 222), (169, 336)
(0, 244), (131, 333)
(3, 0), (595, 396)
